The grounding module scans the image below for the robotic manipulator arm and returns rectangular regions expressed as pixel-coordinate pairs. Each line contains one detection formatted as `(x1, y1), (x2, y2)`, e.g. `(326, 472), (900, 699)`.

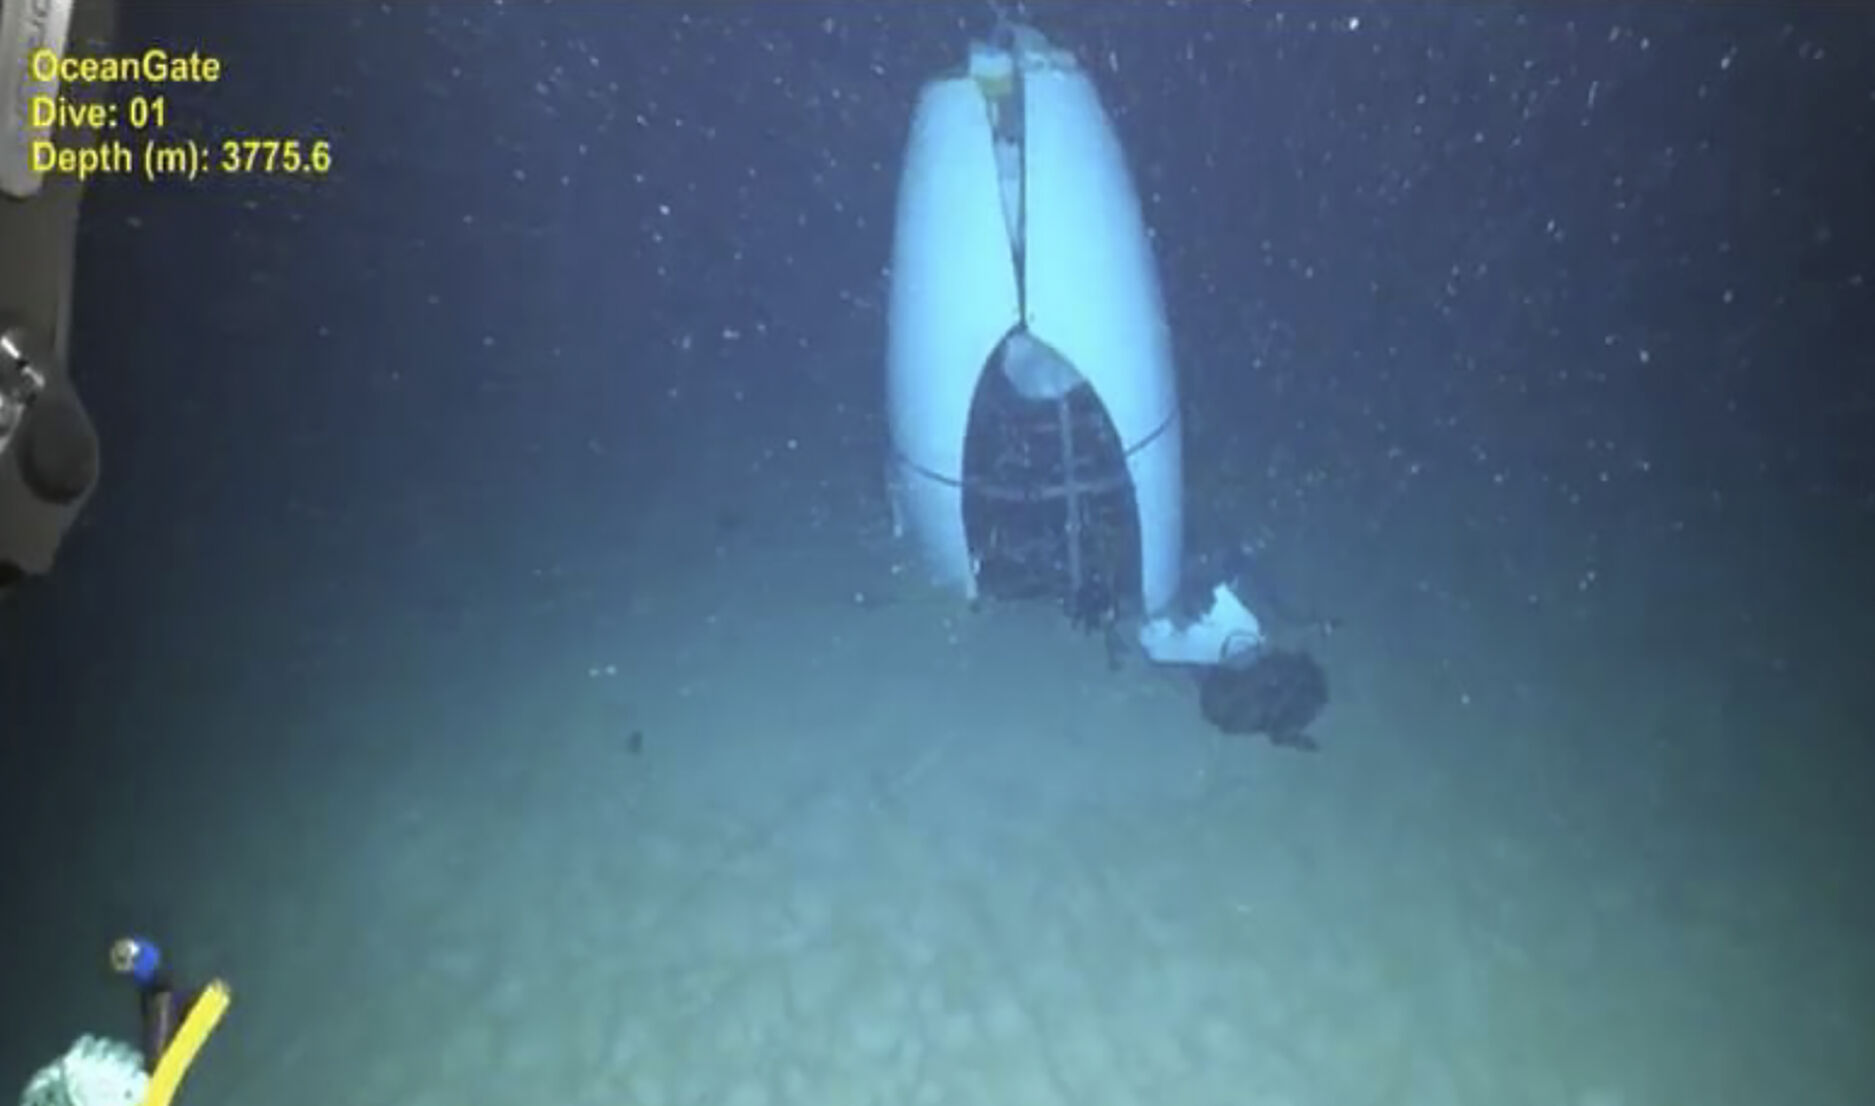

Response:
(18, 937), (233, 1106)
(0, 0), (113, 597)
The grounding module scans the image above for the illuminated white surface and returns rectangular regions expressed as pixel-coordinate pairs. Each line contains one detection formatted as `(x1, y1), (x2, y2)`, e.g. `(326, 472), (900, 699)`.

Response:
(886, 31), (1182, 612)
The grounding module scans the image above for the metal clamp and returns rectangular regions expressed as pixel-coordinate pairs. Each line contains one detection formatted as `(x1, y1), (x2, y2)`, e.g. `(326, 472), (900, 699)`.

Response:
(0, 318), (51, 459)
(0, 312), (97, 581)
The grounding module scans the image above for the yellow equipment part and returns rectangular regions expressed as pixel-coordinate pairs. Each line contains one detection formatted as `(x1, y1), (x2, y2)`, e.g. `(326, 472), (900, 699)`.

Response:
(140, 980), (231, 1106)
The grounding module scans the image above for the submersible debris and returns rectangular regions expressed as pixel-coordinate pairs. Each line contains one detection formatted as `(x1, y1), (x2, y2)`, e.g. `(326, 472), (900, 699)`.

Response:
(1198, 648), (1329, 751)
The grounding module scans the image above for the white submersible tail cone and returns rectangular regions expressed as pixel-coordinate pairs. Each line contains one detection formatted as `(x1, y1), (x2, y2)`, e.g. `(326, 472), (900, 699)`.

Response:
(883, 22), (1183, 625)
